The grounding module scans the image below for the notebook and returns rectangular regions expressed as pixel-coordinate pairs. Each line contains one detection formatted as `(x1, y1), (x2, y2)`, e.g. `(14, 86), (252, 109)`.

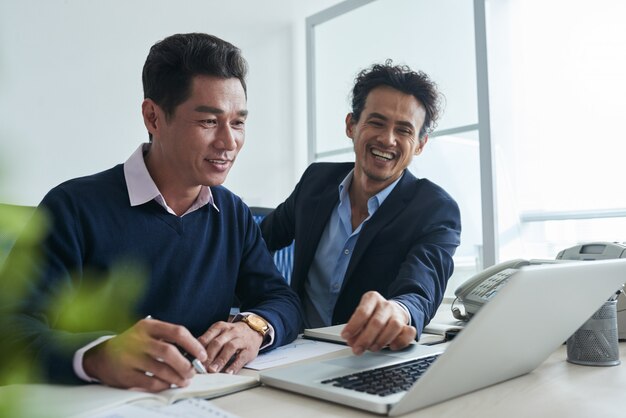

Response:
(0, 373), (258, 418)
(260, 259), (626, 416)
(303, 323), (450, 345)
(302, 324), (347, 344)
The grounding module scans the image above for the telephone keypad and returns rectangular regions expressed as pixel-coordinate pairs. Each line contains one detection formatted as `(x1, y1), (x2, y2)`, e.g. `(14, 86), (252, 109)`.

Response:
(472, 268), (517, 301)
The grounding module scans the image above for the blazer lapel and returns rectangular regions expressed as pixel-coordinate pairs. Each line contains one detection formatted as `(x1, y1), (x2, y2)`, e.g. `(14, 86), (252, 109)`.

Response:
(293, 172), (344, 294)
(341, 170), (418, 290)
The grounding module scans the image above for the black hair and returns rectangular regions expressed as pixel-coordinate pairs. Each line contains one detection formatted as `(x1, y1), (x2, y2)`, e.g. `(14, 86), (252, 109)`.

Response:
(350, 60), (442, 139)
(142, 33), (248, 139)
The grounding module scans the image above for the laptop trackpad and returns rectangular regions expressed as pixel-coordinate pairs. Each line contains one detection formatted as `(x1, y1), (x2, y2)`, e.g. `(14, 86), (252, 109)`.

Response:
(323, 344), (443, 370)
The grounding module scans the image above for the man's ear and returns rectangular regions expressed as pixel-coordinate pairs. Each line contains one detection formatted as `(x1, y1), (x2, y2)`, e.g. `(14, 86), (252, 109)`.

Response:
(142, 99), (161, 137)
(345, 113), (356, 139)
(415, 135), (429, 155)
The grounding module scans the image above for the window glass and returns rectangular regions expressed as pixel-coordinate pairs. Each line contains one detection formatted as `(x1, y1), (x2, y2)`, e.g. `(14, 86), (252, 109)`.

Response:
(411, 131), (482, 295)
(487, 0), (626, 260)
(311, 0), (482, 297)
(314, 0), (478, 155)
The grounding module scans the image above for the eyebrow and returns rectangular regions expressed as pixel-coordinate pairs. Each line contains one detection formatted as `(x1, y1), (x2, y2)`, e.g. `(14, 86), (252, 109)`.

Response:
(194, 105), (248, 117)
(367, 112), (415, 130)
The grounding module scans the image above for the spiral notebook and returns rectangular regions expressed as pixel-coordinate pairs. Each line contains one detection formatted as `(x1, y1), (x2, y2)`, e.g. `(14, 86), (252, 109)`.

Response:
(91, 398), (240, 418)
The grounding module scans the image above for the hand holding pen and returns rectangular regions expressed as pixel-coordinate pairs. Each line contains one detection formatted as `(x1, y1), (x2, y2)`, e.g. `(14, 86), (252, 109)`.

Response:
(83, 315), (208, 392)
(146, 315), (207, 374)
(178, 345), (208, 374)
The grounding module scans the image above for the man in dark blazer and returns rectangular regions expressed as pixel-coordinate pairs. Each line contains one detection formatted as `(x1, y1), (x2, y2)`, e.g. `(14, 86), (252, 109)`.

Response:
(261, 61), (461, 355)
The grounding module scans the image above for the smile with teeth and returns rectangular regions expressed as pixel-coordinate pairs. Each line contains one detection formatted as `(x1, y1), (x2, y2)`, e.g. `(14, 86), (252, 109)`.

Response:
(206, 158), (230, 165)
(371, 148), (394, 161)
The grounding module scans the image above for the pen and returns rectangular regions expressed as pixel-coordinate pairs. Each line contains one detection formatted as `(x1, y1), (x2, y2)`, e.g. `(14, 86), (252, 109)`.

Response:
(145, 315), (207, 374)
(179, 347), (208, 374)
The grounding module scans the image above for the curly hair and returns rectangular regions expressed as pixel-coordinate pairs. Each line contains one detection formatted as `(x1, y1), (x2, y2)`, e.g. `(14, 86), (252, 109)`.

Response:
(350, 60), (442, 139)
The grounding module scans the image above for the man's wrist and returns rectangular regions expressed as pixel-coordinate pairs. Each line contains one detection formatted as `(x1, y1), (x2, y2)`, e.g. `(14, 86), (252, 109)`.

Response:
(82, 341), (107, 382)
(233, 313), (269, 337)
(73, 335), (114, 382)
(391, 300), (411, 325)
(232, 312), (275, 348)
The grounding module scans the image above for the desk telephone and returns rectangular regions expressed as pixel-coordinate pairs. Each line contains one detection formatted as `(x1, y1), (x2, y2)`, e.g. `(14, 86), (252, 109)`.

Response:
(452, 242), (626, 328)
(451, 259), (559, 320)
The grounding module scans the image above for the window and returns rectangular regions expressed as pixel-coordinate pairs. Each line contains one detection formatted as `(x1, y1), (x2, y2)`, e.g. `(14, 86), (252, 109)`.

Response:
(307, 0), (487, 296)
(487, 0), (626, 261)
(309, 0), (626, 298)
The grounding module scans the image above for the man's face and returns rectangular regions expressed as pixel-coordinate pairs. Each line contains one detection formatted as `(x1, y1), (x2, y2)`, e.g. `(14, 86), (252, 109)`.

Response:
(148, 75), (247, 188)
(347, 85), (427, 191)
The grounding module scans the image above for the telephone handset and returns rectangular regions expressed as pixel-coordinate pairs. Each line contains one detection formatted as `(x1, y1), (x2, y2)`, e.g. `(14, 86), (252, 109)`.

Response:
(452, 259), (560, 321)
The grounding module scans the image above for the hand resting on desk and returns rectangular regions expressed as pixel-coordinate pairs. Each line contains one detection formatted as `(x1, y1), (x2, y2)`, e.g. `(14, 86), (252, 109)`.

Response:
(341, 291), (416, 355)
(199, 321), (263, 375)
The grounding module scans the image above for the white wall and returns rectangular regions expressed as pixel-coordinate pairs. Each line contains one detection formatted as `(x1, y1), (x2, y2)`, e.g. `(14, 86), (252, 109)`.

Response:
(0, 0), (341, 207)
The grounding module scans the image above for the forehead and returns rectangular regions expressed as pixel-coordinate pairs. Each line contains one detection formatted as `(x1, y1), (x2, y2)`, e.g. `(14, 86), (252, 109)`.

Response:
(184, 75), (247, 110)
(362, 85), (425, 124)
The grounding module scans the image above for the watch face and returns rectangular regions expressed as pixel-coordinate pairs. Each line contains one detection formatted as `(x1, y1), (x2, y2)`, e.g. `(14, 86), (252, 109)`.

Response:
(244, 314), (270, 338)
(246, 315), (269, 333)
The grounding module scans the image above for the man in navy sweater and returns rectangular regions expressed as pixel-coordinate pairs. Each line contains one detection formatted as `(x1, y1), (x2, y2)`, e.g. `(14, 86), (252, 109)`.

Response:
(3, 33), (302, 391)
(261, 62), (461, 355)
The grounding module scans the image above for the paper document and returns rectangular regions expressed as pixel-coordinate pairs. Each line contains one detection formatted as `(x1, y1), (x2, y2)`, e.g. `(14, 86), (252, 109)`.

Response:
(163, 398), (239, 418)
(90, 404), (172, 418)
(91, 398), (240, 418)
(245, 337), (346, 370)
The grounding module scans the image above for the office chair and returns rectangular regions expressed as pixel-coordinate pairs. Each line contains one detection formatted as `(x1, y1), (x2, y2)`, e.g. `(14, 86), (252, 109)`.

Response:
(249, 206), (294, 285)
(229, 206), (295, 318)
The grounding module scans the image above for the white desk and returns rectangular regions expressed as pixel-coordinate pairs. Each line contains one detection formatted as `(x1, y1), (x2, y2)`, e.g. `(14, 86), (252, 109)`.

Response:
(212, 344), (626, 417)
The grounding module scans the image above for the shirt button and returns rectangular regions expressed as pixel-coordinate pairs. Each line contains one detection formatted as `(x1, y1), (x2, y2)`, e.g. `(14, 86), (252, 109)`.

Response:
(344, 249), (350, 255)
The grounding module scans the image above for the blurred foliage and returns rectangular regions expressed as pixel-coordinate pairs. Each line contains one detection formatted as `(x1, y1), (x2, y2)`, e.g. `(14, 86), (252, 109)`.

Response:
(0, 204), (45, 300)
(0, 204), (45, 417)
(51, 262), (146, 334)
(0, 204), (147, 417)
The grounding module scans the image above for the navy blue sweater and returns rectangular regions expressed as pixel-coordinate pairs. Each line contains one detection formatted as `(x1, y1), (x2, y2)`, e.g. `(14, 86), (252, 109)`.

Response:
(5, 165), (302, 383)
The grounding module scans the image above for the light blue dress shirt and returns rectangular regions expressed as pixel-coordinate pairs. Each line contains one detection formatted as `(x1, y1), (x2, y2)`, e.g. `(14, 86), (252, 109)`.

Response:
(303, 170), (403, 328)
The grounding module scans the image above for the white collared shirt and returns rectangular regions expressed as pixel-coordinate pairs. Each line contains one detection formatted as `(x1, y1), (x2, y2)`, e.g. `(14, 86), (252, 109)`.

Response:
(124, 143), (218, 215)
(304, 170), (410, 328)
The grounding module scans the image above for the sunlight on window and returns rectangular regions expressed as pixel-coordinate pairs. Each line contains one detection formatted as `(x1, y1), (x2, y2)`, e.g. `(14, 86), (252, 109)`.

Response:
(489, 0), (626, 260)
(492, 0), (626, 212)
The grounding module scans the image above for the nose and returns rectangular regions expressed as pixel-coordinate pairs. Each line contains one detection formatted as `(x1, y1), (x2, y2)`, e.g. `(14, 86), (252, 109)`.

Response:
(378, 127), (396, 147)
(216, 125), (238, 151)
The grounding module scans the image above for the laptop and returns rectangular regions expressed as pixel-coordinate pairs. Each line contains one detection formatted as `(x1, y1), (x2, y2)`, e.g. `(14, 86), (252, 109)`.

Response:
(260, 259), (626, 416)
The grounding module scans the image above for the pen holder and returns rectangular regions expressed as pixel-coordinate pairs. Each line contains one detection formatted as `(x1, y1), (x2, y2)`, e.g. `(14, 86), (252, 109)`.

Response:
(566, 299), (620, 366)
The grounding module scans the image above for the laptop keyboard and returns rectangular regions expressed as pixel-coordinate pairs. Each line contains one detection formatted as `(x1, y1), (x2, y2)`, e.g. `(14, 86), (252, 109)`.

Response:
(320, 354), (440, 397)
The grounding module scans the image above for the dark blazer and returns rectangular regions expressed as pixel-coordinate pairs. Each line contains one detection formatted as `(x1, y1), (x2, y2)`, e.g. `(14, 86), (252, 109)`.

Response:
(261, 162), (461, 335)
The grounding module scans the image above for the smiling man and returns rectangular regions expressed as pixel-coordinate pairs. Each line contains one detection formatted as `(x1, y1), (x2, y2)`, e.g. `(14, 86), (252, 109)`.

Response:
(261, 61), (461, 355)
(2, 33), (302, 390)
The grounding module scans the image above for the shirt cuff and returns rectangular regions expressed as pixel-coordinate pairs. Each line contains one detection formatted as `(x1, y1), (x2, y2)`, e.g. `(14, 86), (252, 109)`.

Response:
(73, 335), (115, 382)
(391, 300), (412, 326)
(232, 312), (275, 349)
